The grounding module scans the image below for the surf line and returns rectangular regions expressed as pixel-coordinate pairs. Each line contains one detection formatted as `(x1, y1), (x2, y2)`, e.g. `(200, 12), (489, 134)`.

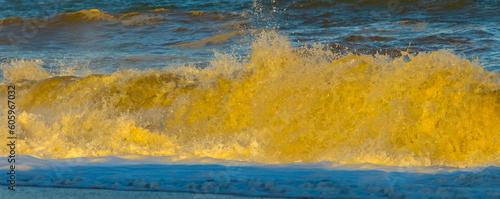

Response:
(6, 84), (16, 191)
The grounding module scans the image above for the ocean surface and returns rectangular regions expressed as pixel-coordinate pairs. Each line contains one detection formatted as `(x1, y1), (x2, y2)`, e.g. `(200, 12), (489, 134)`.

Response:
(0, 0), (499, 198)
(1, 0), (499, 71)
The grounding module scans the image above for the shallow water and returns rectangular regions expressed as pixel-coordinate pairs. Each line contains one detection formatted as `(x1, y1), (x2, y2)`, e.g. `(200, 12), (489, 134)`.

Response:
(1, 155), (499, 198)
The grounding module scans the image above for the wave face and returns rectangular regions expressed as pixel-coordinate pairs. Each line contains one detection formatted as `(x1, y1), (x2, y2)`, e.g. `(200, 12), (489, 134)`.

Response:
(1, 33), (499, 167)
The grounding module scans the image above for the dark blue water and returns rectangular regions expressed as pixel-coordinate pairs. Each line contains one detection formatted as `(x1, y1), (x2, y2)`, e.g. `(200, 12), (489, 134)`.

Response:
(0, 0), (499, 73)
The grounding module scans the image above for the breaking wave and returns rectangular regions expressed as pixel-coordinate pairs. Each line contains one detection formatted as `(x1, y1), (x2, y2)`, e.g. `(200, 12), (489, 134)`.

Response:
(1, 32), (499, 167)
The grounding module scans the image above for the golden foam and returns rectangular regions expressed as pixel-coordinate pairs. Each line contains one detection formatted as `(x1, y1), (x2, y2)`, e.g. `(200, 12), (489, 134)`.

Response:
(1, 33), (499, 167)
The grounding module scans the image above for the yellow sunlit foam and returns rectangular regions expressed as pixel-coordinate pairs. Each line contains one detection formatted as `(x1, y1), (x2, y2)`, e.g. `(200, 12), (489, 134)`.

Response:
(0, 32), (499, 167)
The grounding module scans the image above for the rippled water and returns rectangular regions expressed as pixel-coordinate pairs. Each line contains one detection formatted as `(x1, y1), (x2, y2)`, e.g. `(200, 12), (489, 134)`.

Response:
(1, 0), (499, 71)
